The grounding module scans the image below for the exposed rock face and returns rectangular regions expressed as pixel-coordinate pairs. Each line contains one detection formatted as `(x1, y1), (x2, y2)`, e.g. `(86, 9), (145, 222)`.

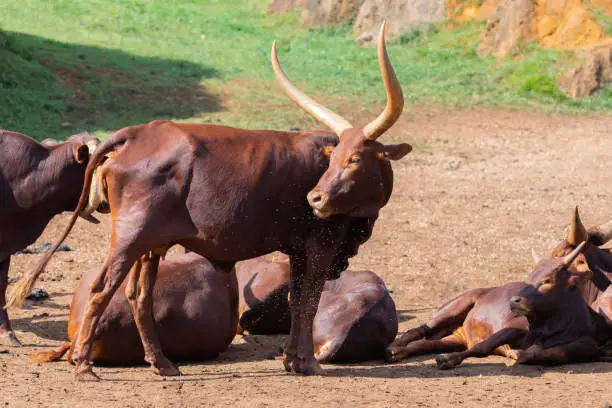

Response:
(300, 0), (361, 27)
(353, 0), (446, 44)
(477, 0), (534, 58)
(535, 0), (607, 49)
(476, 0), (611, 55)
(267, 0), (306, 14)
(559, 45), (612, 97)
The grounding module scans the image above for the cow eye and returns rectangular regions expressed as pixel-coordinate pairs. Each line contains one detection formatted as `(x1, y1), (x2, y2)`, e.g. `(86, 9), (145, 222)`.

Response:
(540, 278), (552, 286)
(348, 155), (361, 165)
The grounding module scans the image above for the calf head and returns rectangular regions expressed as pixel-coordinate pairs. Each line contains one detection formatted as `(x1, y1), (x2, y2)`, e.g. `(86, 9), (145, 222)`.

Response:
(510, 242), (588, 319)
(272, 22), (412, 219)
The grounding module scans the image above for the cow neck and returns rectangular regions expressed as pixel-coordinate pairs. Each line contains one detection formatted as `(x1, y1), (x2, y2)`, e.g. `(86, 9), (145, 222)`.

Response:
(526, 288), (595, 348)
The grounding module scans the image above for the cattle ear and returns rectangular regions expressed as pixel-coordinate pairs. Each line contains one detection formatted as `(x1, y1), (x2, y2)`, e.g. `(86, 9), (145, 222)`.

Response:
(376, 143), (412, 161)
(568, 269), (593, 287)
(74, 144), (90, 164)
(321, 145), (335, 158)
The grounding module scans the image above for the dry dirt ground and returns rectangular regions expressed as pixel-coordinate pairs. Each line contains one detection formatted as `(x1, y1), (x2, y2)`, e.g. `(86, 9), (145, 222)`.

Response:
(1, 107), (611, 407)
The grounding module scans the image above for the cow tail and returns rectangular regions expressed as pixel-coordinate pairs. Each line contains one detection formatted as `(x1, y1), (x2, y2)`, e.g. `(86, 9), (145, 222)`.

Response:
(5, 129), (132, 309)
(30, 342), (72, 363)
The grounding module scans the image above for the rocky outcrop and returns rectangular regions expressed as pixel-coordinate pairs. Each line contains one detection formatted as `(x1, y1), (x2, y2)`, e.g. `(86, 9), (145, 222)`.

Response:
(300, 0), (361, 27)
(477, 0), (534, 58)
(353, 0), (446, 44)
(559, 45), (612, 97)
(267, 0), (305, 14)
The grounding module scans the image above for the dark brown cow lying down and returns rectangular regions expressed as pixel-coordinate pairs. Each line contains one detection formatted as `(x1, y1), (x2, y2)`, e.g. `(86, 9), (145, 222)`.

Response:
(0, 130), (100, 346)
(236, 254), (398, 363)
(387, 235), (612, 368)
(33, 253), (238, 365)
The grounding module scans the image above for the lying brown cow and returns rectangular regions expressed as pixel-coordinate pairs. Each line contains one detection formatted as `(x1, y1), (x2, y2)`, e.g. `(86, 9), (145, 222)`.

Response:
(0, 130), (99, 346)
(236, 254), (398, 363)
(9, 24), (411, 379)
(33, 252), (238, 365)
(387, 242), (611, 367)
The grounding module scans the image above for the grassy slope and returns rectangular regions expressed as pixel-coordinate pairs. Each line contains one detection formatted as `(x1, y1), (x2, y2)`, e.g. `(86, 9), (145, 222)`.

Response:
(0, 0), (610, 140)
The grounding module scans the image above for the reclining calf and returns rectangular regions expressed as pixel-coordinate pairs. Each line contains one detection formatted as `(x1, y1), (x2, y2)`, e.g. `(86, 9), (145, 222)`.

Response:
(33, 252), (238, 365)
(236, 253), (398, 363)
(387, 240), (611, 367)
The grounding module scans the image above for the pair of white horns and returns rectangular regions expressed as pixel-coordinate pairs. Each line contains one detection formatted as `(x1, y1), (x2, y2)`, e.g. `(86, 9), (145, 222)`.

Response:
(531, 241), (586, 266)
(271, 22), (404, 140)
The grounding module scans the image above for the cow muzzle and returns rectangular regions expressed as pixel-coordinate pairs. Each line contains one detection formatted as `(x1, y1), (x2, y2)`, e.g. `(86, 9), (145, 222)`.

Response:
(307, 190), (333, 219)
(509, 296), (531, 316)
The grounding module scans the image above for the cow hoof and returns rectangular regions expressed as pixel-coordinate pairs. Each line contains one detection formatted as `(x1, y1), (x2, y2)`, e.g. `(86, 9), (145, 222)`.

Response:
(291, 358), (323, 376)
(384, 346), (401, 363)
(435, 354), (458, 370)
(75, 365), (100, 382)
(152, 362), (181, 377)
(0, 332), (22, 347)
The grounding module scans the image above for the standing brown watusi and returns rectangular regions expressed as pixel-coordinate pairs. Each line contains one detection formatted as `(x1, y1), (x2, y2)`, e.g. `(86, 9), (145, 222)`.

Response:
(7, 22), (412, 380)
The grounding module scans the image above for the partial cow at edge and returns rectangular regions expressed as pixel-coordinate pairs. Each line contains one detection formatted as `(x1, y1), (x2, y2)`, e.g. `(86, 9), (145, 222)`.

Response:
(0, 129), (101, 347)
(236, 253), (398, 363)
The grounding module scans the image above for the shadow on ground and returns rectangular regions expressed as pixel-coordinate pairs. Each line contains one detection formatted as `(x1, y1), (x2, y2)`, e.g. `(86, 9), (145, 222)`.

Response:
(0, 30), (220, 140)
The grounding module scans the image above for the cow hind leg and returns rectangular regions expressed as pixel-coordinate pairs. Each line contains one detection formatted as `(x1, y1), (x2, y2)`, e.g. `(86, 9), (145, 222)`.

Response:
(72, 252), (137, 381)
(125, 252), (180, 377)
(386, 333), (466, 363)
(0, 257), (21, 347)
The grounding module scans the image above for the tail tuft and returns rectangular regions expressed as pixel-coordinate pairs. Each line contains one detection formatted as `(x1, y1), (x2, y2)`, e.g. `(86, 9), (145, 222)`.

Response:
(30, 342), (71, 363)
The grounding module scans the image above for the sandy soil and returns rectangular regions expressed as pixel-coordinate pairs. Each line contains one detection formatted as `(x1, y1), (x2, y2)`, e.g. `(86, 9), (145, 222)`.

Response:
(1, 107), (611, 407)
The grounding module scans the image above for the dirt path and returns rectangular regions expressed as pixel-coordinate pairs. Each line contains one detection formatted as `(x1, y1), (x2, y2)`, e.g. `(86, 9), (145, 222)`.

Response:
(1, 107), (611, 407)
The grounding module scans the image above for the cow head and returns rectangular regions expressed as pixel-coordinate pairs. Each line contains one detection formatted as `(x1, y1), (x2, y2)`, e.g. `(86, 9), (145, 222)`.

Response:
(510, 242), (588, 318)
(272, 22), (412, 219)
(63, 131), (100, 165)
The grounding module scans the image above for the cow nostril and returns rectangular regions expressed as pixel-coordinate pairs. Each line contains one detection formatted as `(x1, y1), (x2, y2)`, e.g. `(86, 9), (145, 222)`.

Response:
(308, 191), (328, 208)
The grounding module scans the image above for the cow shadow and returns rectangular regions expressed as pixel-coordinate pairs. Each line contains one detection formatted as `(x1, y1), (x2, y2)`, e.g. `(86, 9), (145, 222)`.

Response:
(11, 314), (68, 343)
(1, 29), (220, 140)
(322, 359), (612, 379)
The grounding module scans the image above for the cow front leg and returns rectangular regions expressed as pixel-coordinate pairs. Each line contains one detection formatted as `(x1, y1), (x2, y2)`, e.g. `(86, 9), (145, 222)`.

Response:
(510, 337), (599, 366)
(283, 254), (305, 373)
(0, 257), (21, 347)
(436, 327), (526, 369)
(126, 252), (180, 377)
(287, 245), (335, 376)
(387, 334), (467, 363)
(72, 253), (135, 381)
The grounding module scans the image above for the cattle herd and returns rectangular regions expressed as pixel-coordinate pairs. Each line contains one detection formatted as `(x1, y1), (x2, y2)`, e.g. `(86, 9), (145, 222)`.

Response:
(0, 23), (610, 384)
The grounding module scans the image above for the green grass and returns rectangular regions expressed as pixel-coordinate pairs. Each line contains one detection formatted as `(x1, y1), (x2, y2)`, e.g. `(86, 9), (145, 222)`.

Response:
(0, 0), (610, 140)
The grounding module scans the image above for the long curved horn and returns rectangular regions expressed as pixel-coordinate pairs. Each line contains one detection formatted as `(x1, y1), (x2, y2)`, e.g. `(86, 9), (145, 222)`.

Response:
(271, 41), (353, 137)
(363, 22), (404, 140)
(562, 241), (586, 266)
(567, 206), (588, 246)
